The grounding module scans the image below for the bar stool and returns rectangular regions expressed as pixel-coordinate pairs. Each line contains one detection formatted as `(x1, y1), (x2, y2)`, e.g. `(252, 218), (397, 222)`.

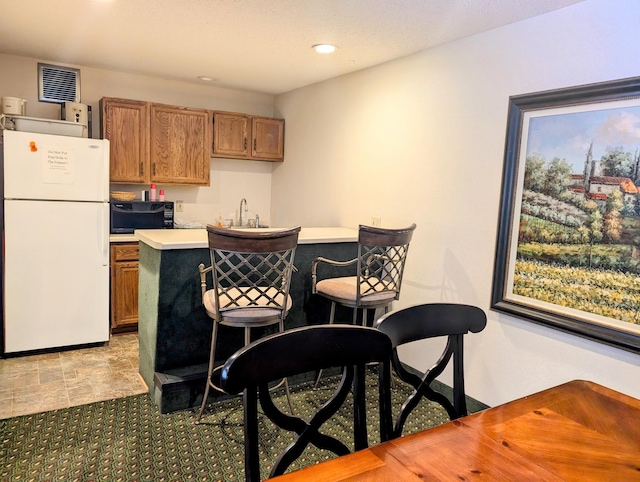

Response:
(195, 225), (301, 423)
(311, 223), (416, 385)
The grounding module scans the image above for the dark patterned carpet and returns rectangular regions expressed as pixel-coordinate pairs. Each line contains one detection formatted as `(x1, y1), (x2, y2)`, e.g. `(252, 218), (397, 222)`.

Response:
(0, 373), (465, 481)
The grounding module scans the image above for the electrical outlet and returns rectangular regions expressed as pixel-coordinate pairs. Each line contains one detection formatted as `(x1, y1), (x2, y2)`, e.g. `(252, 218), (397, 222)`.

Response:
(176, 200), (184, 212)
(372, 216), (382, 227)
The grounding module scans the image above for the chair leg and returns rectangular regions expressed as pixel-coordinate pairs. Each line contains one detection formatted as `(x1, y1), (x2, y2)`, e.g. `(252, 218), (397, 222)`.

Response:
(283, 378), (294, 414)
(314, 301), (336, 388)
(196, 320), (220, 423)
(277, 319), (294, 414)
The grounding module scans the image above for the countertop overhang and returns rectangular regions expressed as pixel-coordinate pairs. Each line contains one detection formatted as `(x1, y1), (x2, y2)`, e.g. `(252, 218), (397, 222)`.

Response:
(110, 233), (138, 243)
(134, 227), (359, 250)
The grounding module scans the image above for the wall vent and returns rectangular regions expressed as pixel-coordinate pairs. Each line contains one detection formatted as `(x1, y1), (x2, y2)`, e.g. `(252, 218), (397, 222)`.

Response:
(38, 63), (81, 103)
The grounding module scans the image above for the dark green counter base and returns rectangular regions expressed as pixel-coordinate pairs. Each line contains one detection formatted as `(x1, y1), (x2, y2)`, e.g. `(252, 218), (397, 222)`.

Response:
(138, 241), (360, 414)
(152, 366), (334, 414)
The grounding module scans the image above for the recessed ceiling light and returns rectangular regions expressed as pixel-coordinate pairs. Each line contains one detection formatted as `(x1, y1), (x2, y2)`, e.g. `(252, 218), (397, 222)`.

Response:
(312, 44), (337, 54)
(197, 76), (216, 82)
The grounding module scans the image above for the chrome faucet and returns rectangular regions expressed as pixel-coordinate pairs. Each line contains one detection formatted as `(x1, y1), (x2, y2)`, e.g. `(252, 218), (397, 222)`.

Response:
(239, 198), (248, 227)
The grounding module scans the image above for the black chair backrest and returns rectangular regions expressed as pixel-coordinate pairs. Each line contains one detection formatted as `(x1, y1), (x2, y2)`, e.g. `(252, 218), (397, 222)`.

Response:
(220, 325), (393, 481)
(374, 303), (486, 437)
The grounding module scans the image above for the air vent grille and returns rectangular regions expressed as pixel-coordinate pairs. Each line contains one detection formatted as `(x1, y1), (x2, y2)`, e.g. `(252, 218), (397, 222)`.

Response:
(38, 63), (80, 103)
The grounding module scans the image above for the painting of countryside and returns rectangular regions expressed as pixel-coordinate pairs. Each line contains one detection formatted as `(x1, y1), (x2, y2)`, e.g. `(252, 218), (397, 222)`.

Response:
(515, 104), (640, 328)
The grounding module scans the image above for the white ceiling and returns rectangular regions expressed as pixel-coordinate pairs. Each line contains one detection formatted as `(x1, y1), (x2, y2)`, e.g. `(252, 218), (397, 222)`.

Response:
(0, 0), (585, 95)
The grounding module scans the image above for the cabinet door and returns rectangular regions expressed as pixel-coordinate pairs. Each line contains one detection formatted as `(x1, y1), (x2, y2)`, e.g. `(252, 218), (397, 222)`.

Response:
(150, 104), (210, 185)
(252, 117), (284, 161)
(101, 98), (149, 183)
(212, 112), (249, 158)
(110, 243), (140, 333)
(112, 261), (139, 331)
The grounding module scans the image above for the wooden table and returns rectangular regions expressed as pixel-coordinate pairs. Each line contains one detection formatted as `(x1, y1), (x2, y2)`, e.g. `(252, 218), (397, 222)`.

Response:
(269, 380), (640, 481)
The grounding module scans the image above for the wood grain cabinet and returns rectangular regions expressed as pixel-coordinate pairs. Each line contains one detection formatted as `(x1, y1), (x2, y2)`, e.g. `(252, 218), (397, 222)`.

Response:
(251, 116), (284, 160)
(150, 103), (210, 185)
(100, 98), (149, 183)
(101, 97), (210, 185)
(110, 242), (139, 333)
(212, 111), (284, 161)
(211, 112), (249, 158)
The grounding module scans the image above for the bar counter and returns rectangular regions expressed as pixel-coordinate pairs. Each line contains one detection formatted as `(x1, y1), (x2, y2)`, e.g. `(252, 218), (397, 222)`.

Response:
(136, 227), (359, 413)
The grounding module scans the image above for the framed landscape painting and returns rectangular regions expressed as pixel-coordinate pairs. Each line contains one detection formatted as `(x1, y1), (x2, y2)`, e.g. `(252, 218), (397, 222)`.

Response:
(492, 77), (640, 353)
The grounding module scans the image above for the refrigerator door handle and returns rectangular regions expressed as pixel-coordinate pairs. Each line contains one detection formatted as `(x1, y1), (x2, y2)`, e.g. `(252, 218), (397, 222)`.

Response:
(101, 139), (110, 201)
(101, 204), (109, 266)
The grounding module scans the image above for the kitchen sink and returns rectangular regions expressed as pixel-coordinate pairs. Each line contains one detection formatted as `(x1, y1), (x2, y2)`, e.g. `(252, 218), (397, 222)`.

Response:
(230, 226), (280, 232)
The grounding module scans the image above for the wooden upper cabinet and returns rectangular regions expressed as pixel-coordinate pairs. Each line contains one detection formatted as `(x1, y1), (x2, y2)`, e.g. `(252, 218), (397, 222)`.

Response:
(212, 111), (284, 162)
(252, 117), (284, 160)
(212, 112), (249, 158)
(101, 97), (210, 185)
(150, 104), (210, 185)
(100, 98), (149, 183)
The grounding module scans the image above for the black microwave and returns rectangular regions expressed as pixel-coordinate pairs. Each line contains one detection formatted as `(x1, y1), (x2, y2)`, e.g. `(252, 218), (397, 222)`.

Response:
(110, 201), (174, 234)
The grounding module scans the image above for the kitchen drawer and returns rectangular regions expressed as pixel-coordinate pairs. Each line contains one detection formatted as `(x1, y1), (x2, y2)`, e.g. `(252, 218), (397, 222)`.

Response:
(113, 243), (139, 261)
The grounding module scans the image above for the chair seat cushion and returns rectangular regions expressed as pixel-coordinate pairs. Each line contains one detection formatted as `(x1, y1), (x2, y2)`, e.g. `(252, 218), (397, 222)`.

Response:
(316, 276), (397, 304)
(203, 286), (292, 320)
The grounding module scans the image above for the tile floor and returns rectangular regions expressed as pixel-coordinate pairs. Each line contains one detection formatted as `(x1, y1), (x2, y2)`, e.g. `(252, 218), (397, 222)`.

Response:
(0, 333), (147, 419)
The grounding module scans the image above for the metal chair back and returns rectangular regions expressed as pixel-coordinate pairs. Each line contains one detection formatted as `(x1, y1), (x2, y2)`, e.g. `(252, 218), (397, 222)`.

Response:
(356, 224), (416, 307)
(207, 226), (300, 325)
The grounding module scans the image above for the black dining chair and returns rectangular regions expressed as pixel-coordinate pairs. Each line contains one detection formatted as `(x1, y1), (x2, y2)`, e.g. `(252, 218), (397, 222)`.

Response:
(374, 303), (487, 438)
(219, 324), (394, 482)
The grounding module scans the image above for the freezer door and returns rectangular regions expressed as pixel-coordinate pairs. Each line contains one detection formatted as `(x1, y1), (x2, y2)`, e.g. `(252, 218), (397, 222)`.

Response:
(3, 130), (109, 202)
(4, 199), (110, 353)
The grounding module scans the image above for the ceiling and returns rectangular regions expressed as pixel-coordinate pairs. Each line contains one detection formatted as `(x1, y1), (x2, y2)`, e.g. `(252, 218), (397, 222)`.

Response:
(0, 0), (585, 95)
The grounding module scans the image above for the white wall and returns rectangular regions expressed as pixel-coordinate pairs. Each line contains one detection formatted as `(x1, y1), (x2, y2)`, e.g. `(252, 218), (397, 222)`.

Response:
(273, 0), (640, 406)
(0, 53), (276, 226)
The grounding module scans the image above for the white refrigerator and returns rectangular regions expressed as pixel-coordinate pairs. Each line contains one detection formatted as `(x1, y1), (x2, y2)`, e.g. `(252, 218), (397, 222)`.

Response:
(2, 130), (110, 353)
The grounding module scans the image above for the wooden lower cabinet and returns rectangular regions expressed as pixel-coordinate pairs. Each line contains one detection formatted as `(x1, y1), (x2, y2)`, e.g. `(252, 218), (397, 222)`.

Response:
(110, 242), (139, 333)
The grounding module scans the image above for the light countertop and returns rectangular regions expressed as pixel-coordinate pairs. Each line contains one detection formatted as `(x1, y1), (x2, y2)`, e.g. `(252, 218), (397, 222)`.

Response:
(110, 234), (138, 243)
(135, 227), (359, 250)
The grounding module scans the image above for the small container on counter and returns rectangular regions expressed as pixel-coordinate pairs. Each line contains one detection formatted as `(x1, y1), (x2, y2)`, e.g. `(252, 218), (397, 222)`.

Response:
(159, 189), (165, 201)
